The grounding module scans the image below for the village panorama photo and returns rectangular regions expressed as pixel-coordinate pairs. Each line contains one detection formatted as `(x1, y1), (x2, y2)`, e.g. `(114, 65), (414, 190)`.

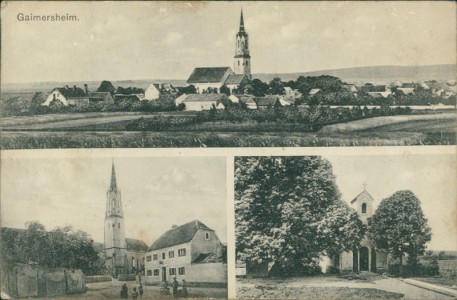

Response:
(1, 155), (228, 299)
(1, 1), (456, 148)
(235, 154), (457, 299)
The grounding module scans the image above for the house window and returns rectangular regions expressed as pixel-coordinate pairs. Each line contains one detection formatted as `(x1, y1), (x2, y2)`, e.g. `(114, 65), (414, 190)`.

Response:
(147, 270), (152, 276)
(178, 248), (186, 257)
(112, 223), (115, 228)
(118, 223), (120, 229)
(169, 268), (176, 276)
(153, 254), (158, 261)
(362, 203), (367, 213)
(246, 61), (249, 66)
(178, 267), (185, 275)
(205, 232), (210, 240)
(154, 269), (159, 276)
(146, 255), (152, 262)
(169, 251), (175, 258)
(162, 252), (166, 259)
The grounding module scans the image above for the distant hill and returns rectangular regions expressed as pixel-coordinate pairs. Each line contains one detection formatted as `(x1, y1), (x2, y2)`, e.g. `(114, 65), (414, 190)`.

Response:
(1, 79), (188, 93)
(253, 64), (457, 84)
(2, 64), (455, 93)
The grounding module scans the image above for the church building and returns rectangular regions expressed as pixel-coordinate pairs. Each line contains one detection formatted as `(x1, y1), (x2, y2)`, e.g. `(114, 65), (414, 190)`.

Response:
(322, 188), (389, 274)
(186, 10), (251, 94)
(104, 163), (148, 277)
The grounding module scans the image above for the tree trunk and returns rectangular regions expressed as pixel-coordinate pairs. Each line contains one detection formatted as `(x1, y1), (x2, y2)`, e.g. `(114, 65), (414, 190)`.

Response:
(399, 250), (403, 277)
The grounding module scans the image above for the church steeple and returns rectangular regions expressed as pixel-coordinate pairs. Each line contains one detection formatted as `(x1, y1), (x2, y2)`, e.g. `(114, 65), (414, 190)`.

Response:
(239, 9), (245, 33)
(110, 162), (117, 192)
(234, 9), (251, 79)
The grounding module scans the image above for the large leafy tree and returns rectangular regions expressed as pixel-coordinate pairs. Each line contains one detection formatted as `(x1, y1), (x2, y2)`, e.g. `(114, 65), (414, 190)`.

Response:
(235, 156), (365, 276)
(1, 222), (103, 275)
(367, 190), (432, 275)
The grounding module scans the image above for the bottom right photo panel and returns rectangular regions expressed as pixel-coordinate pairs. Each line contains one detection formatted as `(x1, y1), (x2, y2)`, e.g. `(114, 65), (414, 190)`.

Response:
(234, 154), (456, 299)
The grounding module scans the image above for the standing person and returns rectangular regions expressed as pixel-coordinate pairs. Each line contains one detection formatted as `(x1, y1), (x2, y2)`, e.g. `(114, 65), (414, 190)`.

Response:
(131, 287), (138, 299)
(120, 283), (128, 299)
(172, 277), (179, 299)
(182, 279), (188, 298)
(138, 283), (144, 299)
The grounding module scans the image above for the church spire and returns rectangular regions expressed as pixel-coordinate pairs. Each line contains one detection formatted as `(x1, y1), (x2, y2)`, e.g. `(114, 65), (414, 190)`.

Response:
(110, 162), (117, 191)
(239, 9), (245, 33)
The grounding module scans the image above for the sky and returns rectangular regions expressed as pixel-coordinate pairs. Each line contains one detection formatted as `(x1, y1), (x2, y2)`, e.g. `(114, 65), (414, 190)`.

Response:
(327, 153), (457, 251)
(1, 156), (227, 245)
(1, 1), (456, 83)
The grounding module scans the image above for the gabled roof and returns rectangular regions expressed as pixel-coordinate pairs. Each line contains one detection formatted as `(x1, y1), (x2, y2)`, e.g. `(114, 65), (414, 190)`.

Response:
(187, 67), (233, 84)
(126, 238), (149, 252)
(192, 253), (221, 264)
(54, 87), (87, 99)
(350, 189), (374, 204)
(237, 95), (256, 104)
(182, 94), (229, 103)
(255, 95), (281, 106)
(88, 92), (112, 101)
(309, 88), (322, 95)
(148, 220), (213, 251)
(225, 74), (248, 85)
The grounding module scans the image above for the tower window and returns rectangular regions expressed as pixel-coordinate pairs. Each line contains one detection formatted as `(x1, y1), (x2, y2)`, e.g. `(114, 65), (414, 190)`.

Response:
(362, 203), (367, 213)
(118, 223), (120, 229)
(238, 61), (240, 66)
(205, 232), (210, 240)
(246, 61), (249, 66)
(112, 223), (115, 228)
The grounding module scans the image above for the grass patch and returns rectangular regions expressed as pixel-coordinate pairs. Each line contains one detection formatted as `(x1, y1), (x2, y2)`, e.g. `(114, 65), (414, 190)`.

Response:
(237, 285), (403, 299)
(411, 277), (457, 290)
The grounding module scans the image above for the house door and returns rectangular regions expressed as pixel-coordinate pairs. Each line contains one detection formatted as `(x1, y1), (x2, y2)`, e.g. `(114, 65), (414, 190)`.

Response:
(360, 247), (369, 271)
(162, 267), (167, 282)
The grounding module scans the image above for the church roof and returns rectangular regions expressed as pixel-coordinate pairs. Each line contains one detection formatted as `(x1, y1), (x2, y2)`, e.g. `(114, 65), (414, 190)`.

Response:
(126, 238), (149, 252)
(110, 163), (117, 191)
(187, 67), (233, 84)
(350, 189), (374, 204)
(225, 74), (248, 85)
(148, 220), (213, 251)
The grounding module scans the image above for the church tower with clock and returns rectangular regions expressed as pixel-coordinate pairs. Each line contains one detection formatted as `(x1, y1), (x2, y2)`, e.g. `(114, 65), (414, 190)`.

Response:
(234, 10), (251, 79)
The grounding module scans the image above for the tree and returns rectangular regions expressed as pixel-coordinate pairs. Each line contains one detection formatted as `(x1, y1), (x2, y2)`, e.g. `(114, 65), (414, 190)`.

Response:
(267, 77), (285, 95)
(220, 85), (231, 96)
(367, 190), (432, 276)
(235, 156), (365, 276)
(97, 80), (116, 94)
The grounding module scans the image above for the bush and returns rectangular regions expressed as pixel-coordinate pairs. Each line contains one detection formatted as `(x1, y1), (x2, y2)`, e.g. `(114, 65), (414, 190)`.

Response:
(388, 260), (439, 277)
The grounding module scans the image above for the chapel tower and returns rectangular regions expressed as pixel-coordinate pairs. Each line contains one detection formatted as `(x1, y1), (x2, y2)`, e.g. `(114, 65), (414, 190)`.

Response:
(350, 185), (374, 224)
(104, 162), (127, 276)
(234, 10), (251, 79)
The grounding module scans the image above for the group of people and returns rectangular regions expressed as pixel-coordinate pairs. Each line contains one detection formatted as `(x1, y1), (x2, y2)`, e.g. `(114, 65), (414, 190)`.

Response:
(121, 278), (188, 299)
(172, 277), (188, 298)
(120, 283), (144, 299)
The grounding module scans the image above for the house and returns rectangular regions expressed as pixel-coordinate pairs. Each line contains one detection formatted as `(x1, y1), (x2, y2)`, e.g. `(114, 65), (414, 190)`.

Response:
(114, 94), (142, 102)
(42, 85), (89, 106)
(254, 95), (282, 109)
(321, 188), (388, 274)
(397, 83), (415, 95)
(181, 94), (230, 111)
(367, 85), (392, 98)
(284, 87), (303, 101)
(308, 88), (322, 97)
(175, 94), (188, 106)
(87, 92), (114, 104)
(144, 84), (161, 100)
(187, 67), (234, 94)
(238, 95), (257, 109)
(144, 83), (178, 101)
(224, 74), (250, 93)
(144, 220), (226, 285)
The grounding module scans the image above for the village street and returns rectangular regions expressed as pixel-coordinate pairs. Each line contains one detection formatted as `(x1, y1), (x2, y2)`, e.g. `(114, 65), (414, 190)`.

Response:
(237, 274), (455, 299)
(59, 279), (227, 299)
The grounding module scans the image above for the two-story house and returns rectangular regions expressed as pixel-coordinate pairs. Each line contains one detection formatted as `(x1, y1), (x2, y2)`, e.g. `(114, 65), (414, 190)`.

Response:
(144, 220), (226, 285)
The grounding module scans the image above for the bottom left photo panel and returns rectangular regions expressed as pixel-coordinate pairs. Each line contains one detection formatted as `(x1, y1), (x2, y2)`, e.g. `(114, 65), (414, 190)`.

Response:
(1, 154), (228, 299)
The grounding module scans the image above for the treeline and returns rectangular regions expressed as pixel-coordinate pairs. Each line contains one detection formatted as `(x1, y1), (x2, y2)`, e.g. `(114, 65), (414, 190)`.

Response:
(126, 105), (413, 131)
(1, 222), (104, 275)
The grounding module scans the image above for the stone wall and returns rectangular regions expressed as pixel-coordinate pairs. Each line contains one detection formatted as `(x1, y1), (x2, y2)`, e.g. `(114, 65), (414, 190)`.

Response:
(1, 264), (85, 298)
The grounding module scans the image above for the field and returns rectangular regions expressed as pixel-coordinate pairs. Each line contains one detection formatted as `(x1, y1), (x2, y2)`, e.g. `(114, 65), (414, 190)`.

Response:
(1, 111), (455, 148)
